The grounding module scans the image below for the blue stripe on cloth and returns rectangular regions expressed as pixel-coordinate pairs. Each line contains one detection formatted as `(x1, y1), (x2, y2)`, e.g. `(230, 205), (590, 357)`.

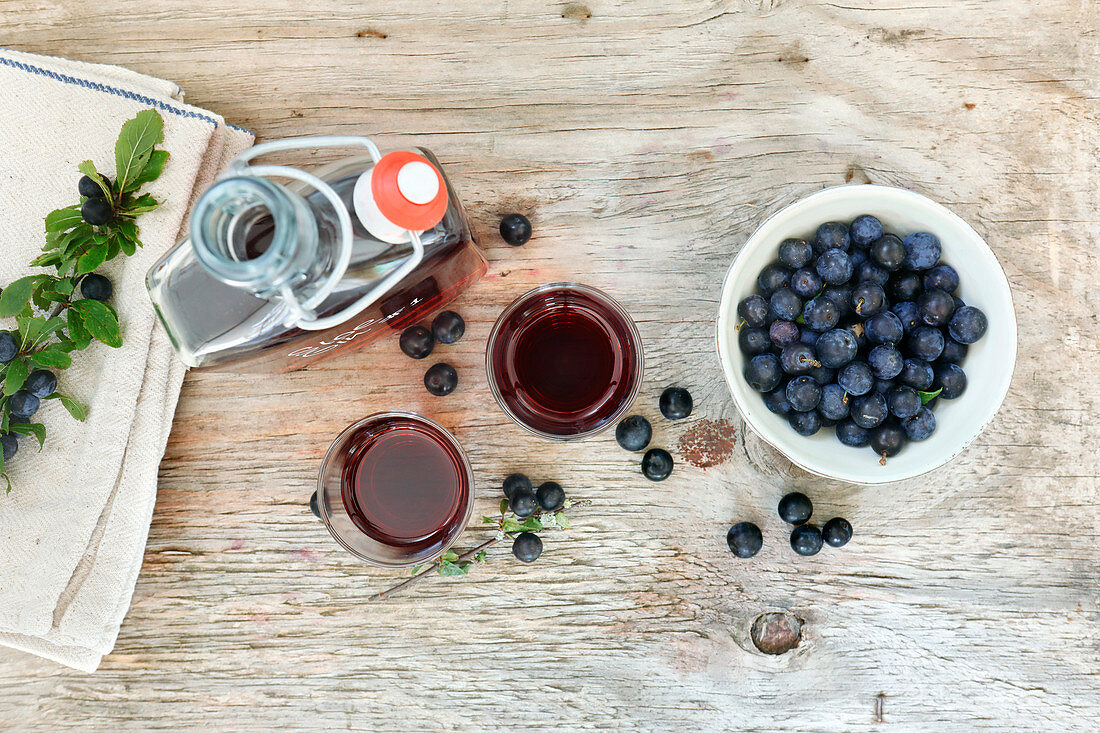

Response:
(0, 52), (253, 135)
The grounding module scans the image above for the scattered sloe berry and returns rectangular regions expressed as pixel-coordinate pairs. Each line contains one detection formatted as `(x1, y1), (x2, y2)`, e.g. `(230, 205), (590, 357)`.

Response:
(424, 363), (458, 396)
(399, 325), (434, 359)
(512, 532), (543, 562)
(499, 213), (532, 246)
(790, 524), (823, 556)
(503, 473), (533, 500)
(641, 448), (674, 481)
(536, 481), (566, 511)
(727, 522), (763, 558)
(615, 415), (652, 451)
(510, 489), (538, 518)
(431, 310), (465, 344)
(778, 492), (813, 525)
(822, 518), (853, 547)
(659, 387), (693, 420)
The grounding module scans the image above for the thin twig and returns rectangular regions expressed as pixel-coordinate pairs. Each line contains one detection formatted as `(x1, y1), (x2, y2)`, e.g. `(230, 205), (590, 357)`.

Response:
(368, 537), (498, 602)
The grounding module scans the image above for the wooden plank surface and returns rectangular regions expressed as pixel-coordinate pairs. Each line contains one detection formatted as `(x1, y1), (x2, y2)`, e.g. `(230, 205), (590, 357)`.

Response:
(2, 0), (1099, 730)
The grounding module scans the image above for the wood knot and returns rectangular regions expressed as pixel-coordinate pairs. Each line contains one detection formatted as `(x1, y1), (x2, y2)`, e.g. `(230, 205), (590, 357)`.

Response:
(845, 163), (872, 184)
(750, 612), (802, 655)
(356, 28), (388, 39)
(561, 3), (592, 19)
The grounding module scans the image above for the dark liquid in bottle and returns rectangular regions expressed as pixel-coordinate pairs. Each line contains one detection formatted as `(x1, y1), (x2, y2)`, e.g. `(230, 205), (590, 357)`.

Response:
(340, 417), (469, 553)
(488, 286), (640, 437)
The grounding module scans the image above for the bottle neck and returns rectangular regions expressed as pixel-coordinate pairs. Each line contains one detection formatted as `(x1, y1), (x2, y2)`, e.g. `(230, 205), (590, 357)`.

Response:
(190, 177), (322, 295)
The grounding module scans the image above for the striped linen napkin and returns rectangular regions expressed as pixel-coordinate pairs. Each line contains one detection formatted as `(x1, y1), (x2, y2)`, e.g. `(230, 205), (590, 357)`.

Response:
(0, 48), (253, 671)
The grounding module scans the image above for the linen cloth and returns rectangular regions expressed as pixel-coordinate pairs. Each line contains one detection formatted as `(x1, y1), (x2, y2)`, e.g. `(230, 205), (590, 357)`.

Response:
(0, 48), (253, 671)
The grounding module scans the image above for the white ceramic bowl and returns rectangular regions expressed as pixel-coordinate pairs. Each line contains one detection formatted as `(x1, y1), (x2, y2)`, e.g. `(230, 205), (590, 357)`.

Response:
(717, 185), (1017, 484)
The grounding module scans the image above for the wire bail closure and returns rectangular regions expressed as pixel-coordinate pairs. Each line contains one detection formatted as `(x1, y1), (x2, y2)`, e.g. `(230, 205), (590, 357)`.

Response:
(222, 136), (427, 331)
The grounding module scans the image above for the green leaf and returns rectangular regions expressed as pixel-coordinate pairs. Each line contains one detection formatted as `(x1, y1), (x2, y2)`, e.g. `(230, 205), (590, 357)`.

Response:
(437, 560), (469, 576)
(917, 388), (942, 404)
(9, 421), (45, 449)
(47, 393), (87, 421)
(481, 515), (499, 524)
(51, 337), (77, 354)
(0, 276), (40, 318)
(4, 359), (28, 395)
(115, 109), (163, 192)
(410, 565), (425, 576)
(129, 149), (169, 189)
(66, 310), (92, 350)
(517, 516), (543, 532)
(114, 218), (138, 241)
(30, 252), (63, 268)
(440, 550), (459, 563)
(555, 512), (570, 529)
(121, 193), (160, 214)
(31, 281), (54, 311)
(54, 278), (75, 296)
(501, 517), (523, 534)
(45, 205), (83, 233)
(2, 473), (9, 494)
(76, 242), (109, 274)
(17, 316), (47, 345)
(59, 224), (93, 257)
(77, 160), (112, 198)
(499, 498), (509, 515)
(474, 550), (487, 563)
(72, 299), (122, 348)
(31, 347), (72, 369)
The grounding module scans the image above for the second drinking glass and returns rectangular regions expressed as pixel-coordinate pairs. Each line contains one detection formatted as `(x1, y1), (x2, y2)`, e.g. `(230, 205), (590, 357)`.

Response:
(486, 282), (644, 441)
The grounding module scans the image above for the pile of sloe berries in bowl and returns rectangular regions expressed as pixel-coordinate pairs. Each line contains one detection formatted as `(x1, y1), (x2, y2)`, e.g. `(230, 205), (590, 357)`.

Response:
(717, 185), (1016, 484)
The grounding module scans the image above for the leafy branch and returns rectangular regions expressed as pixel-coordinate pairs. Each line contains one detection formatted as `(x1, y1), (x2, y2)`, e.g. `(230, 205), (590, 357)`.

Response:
(0, 109), (168, 492)
(367, 498), (590, 602)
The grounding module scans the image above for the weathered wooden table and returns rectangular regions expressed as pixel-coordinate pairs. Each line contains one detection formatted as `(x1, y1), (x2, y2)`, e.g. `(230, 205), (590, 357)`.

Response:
(2, 1), (1098, 730)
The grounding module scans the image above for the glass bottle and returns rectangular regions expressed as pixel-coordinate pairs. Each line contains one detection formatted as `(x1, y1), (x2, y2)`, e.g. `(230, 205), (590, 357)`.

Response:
(146, 136), (487, 372)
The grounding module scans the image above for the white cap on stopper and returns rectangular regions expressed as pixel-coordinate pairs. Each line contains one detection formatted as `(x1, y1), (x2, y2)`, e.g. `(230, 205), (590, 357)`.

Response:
(396, 161), (440, 205)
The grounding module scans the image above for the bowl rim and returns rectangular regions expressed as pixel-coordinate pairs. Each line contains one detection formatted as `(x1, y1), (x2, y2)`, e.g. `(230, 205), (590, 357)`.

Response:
(716, 184), (1018, 485)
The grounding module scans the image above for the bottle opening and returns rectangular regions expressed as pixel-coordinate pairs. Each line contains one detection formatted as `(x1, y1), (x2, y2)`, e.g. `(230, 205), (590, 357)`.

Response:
(191, 177), (312, 292)
(229, 209), (276, 261)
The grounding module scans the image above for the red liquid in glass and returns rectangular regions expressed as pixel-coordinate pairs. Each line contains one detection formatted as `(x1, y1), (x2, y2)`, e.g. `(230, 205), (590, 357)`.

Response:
(340, 417), (468, 553)
(488, 287), (640, 437)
